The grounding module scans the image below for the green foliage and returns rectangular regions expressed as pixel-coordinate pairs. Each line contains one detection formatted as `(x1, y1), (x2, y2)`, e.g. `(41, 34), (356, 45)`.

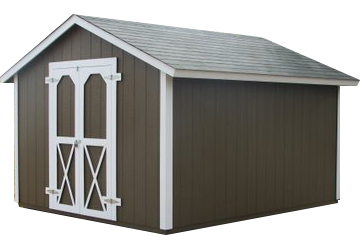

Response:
(266, 14), (360, 78)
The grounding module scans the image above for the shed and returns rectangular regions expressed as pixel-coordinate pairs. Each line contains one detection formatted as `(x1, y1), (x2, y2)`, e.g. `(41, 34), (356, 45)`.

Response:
(0, 65), (10, 164)
(1, 14), (358, 234)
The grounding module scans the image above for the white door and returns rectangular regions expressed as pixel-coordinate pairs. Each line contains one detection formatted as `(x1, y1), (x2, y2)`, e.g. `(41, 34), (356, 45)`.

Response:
(46, 58), (121, 221)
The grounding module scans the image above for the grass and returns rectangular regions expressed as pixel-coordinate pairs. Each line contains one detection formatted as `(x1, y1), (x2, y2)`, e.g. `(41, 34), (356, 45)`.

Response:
(0, 163), (360, 235)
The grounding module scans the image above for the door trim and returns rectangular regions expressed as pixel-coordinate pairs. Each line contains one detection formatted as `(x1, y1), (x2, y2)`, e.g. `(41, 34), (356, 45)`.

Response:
(46, 57), (120, 221)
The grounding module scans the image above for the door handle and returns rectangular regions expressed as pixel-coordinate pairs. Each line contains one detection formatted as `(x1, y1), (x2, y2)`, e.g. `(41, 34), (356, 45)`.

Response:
(74, 140), (81, 148)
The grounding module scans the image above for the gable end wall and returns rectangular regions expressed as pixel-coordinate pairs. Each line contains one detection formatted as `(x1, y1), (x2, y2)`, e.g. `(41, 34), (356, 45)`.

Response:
(17, 25), (161, 231)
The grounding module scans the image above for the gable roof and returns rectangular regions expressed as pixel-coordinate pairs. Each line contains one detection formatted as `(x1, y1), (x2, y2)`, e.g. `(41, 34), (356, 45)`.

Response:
(1, 14), (358, 86)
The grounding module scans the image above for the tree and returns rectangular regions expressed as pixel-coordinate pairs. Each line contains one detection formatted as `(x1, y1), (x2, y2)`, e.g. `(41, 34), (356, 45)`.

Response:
(266, 14), (360, 201)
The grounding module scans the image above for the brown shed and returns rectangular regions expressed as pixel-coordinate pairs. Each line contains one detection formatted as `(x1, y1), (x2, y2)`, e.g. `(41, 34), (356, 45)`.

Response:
(1, 15), (358, 234)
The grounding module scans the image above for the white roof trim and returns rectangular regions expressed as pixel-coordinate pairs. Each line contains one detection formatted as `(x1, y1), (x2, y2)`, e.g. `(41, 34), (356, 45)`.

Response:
(0, 15), (175, 83)
(174, 69), (359, 86)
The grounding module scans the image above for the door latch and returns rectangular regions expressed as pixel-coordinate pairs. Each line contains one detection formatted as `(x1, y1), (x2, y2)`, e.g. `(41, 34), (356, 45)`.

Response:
(74, 140), (81, 148)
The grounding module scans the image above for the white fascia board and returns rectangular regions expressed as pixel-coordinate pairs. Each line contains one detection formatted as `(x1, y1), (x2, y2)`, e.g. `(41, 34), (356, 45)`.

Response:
(1, 15), (76, 83)
(174, 69), (359, 86)
(0, 15), (175, 83)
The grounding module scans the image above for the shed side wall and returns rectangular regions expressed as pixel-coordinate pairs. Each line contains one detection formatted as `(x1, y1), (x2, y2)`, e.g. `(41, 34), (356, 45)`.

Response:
(173, 78), (337, 229)
(17, 25), (160, 229)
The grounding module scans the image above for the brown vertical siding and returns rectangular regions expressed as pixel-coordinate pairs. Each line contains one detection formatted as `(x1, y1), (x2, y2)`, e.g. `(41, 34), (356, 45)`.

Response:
(122, 51), (135, 223)
(57, 76), (75, 137)
(18, 68), (28, 205)
(36, 57), (46, 208)
(17, 25), (160, 229)
(145, 66), (160, 227)
(84, 75), (106, 139)
(173, 78), (338, 229)
(27, 64), (37, 206)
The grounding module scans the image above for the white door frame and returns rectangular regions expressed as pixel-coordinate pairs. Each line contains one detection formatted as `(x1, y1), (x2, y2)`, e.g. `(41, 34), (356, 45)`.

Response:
(46, 58), (121, 221)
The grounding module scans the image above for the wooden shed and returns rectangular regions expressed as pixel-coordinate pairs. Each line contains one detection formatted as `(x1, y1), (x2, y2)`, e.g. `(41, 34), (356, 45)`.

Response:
(1, 15), (358, 234)
(0, 65), (10, 164)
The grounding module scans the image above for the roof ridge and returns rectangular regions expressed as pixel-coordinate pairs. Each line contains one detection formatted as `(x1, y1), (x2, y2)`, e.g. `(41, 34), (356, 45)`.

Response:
(77, 14), (265, 40)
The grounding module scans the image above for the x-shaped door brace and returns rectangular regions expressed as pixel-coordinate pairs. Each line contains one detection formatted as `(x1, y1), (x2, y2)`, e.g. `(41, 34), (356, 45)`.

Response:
(57, 144), (76, 206)
(84, 145), (107, 211)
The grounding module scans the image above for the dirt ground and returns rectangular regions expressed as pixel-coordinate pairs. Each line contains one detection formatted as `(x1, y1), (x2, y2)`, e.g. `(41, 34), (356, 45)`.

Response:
(0, 164), (360, 235)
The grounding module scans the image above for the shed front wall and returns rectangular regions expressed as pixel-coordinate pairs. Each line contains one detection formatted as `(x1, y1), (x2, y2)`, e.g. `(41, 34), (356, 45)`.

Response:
(17, 25), (160, 231)
(173, 78), (338, 230)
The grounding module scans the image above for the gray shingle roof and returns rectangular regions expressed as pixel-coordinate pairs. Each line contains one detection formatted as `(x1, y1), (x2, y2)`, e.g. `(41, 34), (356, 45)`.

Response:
(83, 16), (357, 81)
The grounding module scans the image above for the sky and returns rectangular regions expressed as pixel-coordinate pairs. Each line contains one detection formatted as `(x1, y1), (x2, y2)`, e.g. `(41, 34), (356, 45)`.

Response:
(0, 0), (358, 68)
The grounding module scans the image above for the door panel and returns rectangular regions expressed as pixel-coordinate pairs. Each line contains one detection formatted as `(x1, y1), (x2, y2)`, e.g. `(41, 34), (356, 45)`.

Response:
(47, 58), (121, 221)
(84, 145), (107, 211)
(84, 74), (107, 139)
(57, 143), (76, 206)
(57, 76), (75, 137)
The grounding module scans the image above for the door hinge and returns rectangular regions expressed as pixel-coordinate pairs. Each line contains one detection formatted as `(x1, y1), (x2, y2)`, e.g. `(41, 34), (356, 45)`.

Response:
(45, 77), (59, 84)
(45, 187), (59, 195)
(102, 197), (122, 206)
(104, 73), (122, 82)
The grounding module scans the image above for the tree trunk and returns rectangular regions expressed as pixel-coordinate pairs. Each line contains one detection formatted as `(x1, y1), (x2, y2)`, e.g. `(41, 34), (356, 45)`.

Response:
(340, 87), (357, 201)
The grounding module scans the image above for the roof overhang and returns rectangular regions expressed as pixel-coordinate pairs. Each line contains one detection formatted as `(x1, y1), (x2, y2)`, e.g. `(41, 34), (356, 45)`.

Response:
(174, 69), (359, 86)
(1, 15), (358, 86)
(0, 15), (175, 83)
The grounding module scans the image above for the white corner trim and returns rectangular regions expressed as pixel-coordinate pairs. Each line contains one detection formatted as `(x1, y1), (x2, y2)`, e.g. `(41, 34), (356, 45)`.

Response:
(174, 69), (359, 86)
(0, 15), (175, 83)
(160, 72), (173, 230)
(336, 86), (340, 200)
(14, 73), (19, 203)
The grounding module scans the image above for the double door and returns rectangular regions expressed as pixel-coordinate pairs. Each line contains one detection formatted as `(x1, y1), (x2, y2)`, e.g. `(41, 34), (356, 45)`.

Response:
(46, 58), (121, 221)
